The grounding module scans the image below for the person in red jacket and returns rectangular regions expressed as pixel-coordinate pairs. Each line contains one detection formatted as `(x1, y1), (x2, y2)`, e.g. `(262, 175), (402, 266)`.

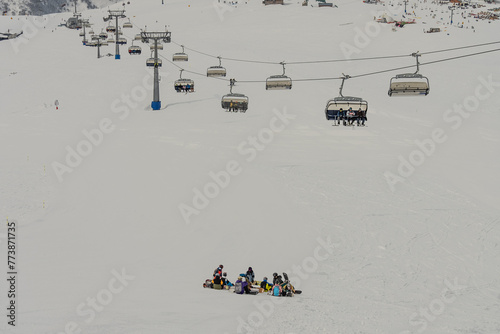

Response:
(213, 264), (223, 277)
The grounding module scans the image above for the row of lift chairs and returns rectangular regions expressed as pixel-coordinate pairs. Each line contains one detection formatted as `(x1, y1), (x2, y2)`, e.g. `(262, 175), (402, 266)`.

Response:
(84, 19), (133, 46)
(92, 20), (428, 115)
(141, 47), (427, 114)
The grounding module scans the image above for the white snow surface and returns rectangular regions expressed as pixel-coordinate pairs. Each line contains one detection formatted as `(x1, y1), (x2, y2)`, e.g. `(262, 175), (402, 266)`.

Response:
(1, 0), (500, 333)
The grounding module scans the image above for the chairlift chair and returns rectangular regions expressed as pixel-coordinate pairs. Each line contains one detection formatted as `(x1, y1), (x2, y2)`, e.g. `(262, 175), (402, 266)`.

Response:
(266, 62), (292, 90)
(128, 43), (142, 55)
(89, 29), (94, 35)
(207, 56), (227, 77)
(325, 97), (368, 120)
(221, 79), (248, 112)
(146, 58), (162, 67)
(99, 31), (108, 39)
(324, 74), (368, 121)
(174, 70), (194, 93)
(388, 52), (430, 96)
(134, 33), (142, 40)
(91, 34), (99, 41)
(79, 31), (85, 37)
(106, 24), (116, 33)
(107, 37), (115, 43)
(116, 37), (127, 45)
(150, 43), (163, 50)
(123, 19), (133, 29)
(173, 45), (188, 61)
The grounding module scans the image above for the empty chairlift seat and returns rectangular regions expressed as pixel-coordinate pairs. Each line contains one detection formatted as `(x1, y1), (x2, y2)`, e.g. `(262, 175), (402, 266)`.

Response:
(266, 62), (292, 90)
(388, 51), (430, 97)
(123, 20), (133, 29)
(266, 75), (292, 90)
(207, 66), (226, 77)
(150, 43), (163, 50)
(207, 57), (226, 77)
(388, 74), (429, 96)
(173, 45), (188, 61)
(173, 53), (188, 61)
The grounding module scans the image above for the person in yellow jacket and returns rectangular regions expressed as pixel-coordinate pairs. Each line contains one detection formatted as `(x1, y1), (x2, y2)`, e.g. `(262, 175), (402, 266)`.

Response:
(212, 273), (223, 290)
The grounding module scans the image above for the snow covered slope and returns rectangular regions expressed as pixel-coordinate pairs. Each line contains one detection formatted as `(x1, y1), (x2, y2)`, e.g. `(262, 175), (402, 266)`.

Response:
(1, 0), (500, 333)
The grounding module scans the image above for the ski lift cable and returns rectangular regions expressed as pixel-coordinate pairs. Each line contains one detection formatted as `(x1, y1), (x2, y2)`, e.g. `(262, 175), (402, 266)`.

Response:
(157, 47), (500, 84)
(420, 47), (500, 67)
(173, 41), (278, 65)
(238, 48), (500, 83)
(170, 39), (500, 67)
(352, 48), (500, 79)
(286, 54), (409, 65)
(420, 41), (500, 56)
(172, 40), (405, 65)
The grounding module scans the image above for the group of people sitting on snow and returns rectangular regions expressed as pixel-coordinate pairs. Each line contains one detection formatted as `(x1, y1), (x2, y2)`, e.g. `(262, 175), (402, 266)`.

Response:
(205, 264), (296, 297)
(333, 107), (367, 126)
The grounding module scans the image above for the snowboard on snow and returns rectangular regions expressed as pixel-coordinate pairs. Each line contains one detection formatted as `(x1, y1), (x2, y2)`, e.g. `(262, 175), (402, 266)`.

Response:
(202, 278), (232, 290)
(283, 272), (302, 295)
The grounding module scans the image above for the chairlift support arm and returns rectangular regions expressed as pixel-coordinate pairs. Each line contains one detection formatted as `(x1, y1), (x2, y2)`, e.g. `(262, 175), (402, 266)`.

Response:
(411, 51), (421, 74)
(229, 78), (236, 94)
(339, 74), (351, 97)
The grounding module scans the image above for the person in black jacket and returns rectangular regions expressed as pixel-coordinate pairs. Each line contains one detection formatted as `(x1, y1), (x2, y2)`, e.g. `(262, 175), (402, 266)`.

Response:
(221, 272), (233, 288)
(246, 267), (255, 284)
(260, 277), (273, 292)
(272, 272), (284, 285)
(212, 273), (223, 290)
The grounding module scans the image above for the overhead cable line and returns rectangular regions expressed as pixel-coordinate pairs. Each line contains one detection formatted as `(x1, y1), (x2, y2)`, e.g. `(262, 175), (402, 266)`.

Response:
(171, 39), (500, 67)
